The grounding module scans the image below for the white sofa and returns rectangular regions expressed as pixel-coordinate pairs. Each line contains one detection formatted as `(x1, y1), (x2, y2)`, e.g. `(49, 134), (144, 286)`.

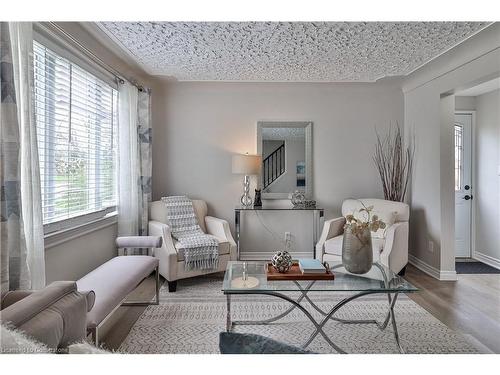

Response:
(315, 198), (409, 275)
(148, 199), (237, 291)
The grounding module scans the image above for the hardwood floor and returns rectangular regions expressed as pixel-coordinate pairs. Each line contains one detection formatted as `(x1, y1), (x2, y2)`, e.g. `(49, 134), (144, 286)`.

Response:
(405, 264), (500, 353)
(100, 265), (500, 353)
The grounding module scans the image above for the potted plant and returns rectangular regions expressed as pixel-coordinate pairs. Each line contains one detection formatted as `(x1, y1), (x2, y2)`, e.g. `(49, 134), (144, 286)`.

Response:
(373, 124), (414, 202)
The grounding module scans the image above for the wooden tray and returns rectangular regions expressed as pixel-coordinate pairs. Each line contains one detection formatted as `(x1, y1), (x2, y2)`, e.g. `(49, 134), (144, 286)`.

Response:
(267, 263), (335, 281)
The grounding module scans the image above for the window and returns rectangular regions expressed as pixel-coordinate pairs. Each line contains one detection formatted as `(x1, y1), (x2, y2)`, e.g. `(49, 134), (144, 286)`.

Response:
(33, 41), (118, 231)
(454, 124), (463, 191)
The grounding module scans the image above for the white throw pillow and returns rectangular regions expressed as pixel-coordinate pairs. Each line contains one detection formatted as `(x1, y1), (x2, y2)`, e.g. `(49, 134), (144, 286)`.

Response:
(0, 324), (51, 354)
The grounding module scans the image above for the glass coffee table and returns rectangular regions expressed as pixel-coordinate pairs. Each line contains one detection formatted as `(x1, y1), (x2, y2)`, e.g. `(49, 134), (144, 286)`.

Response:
(222, 261), (418, 354)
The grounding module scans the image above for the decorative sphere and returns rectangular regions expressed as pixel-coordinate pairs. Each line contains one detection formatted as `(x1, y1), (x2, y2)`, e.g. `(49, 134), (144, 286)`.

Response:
(271, 251), (293, 273)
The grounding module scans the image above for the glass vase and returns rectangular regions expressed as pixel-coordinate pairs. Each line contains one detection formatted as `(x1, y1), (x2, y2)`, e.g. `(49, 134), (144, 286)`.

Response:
(342, 226), (373, 274)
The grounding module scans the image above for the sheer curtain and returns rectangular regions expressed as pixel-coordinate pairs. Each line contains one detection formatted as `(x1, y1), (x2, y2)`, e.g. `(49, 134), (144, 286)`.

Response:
(117, 83), (152, 255)
(1, 22), (45, 291)
(136, 89), (153, 239)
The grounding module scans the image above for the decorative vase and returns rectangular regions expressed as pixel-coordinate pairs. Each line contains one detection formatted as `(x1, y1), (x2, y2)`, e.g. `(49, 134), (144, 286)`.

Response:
(271, 250), (293, 273)
(253, 189), (262, 207)
(290, 190), (305, 207)
(341, 226), (373, 274)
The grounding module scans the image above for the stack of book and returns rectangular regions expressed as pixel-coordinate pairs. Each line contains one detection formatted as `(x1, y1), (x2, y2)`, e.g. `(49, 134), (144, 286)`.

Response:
(298, 259), (326, 274)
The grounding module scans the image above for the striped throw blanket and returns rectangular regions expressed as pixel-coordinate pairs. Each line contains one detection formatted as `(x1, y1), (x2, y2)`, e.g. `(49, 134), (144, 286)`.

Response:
(161, 196), (219, 271)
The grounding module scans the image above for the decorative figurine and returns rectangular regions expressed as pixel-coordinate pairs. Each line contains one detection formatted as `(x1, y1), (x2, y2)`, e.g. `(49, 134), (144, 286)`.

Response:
(290, 190), (305, 207)
(253, 189), (262, 207)
(271, 250), (293, 273)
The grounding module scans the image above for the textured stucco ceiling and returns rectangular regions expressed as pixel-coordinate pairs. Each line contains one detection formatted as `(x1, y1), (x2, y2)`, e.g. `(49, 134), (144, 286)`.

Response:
(98, 22), (489, 82)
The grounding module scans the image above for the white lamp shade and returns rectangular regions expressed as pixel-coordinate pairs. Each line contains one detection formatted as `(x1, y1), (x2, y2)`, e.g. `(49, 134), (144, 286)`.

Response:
(232, 154), (261, 175)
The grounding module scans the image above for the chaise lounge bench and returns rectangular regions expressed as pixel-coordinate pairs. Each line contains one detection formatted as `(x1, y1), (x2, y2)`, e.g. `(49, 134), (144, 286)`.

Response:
(76, 236), (162, 345)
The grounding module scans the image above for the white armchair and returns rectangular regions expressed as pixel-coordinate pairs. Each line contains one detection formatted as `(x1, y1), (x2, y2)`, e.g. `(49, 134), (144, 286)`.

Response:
(148, 199), (237, 292)
(316, 199), (409, 275)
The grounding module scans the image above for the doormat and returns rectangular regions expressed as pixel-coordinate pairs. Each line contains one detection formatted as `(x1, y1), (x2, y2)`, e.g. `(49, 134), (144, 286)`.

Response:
(455, 261), (500, 274)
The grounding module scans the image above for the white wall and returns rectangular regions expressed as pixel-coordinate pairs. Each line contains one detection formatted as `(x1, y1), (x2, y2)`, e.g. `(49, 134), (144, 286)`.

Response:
(45, 223), (117, 283)
(152, 80), (404, 231)
(403, 23), (500, 276)
(474, 89), (500, 264)
(455, 96), (476, 111)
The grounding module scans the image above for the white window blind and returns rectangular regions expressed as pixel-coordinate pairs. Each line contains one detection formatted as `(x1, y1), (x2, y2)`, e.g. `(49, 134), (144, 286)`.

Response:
(33, 40), (118, 229)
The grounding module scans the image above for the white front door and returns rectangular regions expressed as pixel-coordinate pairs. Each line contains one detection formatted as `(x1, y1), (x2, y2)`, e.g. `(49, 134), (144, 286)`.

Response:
(454, 113), (473, 258)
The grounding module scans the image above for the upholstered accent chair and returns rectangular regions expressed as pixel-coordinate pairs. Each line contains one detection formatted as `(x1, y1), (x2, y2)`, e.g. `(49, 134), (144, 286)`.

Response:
(148, 199), (237, 292)
(315, 199), (409, 275)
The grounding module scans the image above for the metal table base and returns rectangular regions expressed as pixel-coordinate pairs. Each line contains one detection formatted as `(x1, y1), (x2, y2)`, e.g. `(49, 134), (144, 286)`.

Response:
(225, 281), (405, 354)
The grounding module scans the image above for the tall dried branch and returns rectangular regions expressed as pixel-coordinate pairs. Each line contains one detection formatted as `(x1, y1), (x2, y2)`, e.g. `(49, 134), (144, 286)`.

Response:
(373, 124), (414, 202)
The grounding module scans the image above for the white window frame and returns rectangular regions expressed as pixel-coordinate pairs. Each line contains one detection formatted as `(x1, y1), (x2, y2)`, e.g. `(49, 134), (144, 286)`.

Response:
(43, 207), (117, 235)
(33, 30), (119, 237)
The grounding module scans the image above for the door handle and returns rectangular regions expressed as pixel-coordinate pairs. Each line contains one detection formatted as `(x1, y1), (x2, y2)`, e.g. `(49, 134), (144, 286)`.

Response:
(463, 195), (472, 200)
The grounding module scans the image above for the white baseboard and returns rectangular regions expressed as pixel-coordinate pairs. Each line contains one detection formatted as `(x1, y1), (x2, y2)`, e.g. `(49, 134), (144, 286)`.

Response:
(408, 254), (440, 279)
(408, 254), (457, 281)
(439, 270), (458, 281)
(473, 251), (500, 270)
(240, 251), (313, 260)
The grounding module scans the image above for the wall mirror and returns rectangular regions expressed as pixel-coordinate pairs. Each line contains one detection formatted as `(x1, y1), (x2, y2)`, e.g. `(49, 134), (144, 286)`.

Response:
(257, 121), (312, 200)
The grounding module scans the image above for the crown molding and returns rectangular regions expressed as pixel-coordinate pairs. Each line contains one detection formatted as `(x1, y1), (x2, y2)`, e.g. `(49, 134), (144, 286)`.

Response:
(77, 22), (150, 78)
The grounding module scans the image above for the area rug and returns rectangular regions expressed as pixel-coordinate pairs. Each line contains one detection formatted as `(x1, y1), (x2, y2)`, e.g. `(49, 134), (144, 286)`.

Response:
(455, 261), (500, 274)
(119, 274), (479, 354)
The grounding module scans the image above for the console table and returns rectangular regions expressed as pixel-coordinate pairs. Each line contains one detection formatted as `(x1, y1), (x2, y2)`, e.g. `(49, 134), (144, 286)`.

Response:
(234, 206), (324, 260)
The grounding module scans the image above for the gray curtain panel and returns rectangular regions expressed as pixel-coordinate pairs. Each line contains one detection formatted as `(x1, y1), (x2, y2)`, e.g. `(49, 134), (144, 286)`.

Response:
(1, 22), (28, 291)
(137, 89), (152, 238)
(0, 22), (45, 292)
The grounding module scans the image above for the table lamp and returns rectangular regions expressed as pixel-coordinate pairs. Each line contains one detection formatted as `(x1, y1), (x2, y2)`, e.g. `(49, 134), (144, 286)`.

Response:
(232, 153), (261, 207)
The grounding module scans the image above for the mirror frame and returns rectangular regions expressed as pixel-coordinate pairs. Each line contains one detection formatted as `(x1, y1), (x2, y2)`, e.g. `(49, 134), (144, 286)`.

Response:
(257, 121), (313, 200)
